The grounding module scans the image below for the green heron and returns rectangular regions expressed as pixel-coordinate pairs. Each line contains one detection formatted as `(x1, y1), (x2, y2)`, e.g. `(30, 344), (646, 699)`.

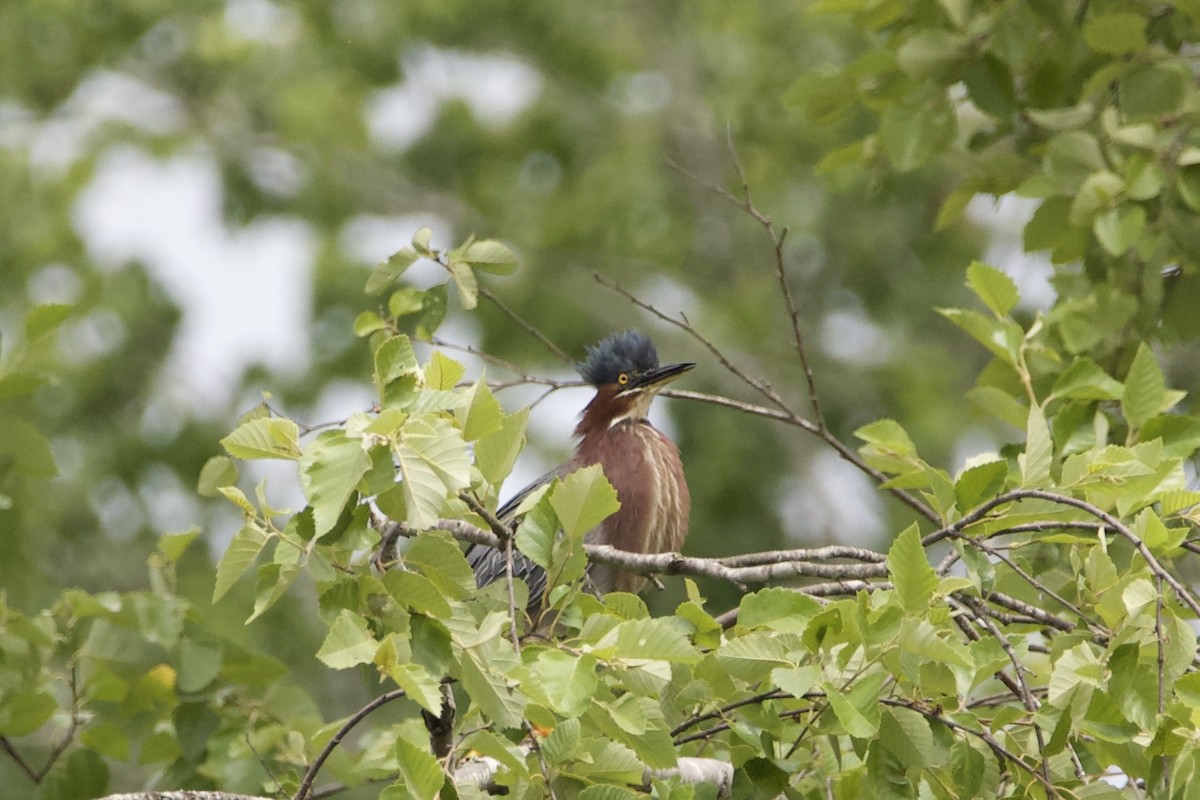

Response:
(468, 330), (694, 603)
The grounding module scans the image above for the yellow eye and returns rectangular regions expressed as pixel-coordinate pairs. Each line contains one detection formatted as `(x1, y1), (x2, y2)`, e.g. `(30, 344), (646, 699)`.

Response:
(618, 373), (630, 385)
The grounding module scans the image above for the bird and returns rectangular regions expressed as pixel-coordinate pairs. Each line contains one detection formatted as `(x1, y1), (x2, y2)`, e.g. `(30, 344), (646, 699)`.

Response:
(467, 330), (694, 607)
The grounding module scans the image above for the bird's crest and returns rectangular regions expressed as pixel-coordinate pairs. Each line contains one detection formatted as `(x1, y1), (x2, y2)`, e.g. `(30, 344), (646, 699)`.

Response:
(578, 330), (659, 386)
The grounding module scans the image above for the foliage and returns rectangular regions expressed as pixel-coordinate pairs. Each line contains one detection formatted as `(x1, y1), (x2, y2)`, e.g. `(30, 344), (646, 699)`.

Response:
(10, 1), (1200, 799)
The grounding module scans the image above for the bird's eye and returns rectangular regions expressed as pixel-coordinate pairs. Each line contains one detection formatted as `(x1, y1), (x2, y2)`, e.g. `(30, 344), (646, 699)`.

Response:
(618, 372), (630, 385)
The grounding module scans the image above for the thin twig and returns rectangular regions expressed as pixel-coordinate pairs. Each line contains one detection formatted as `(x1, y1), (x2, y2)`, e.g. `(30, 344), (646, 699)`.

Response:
(955, 596), (1054, 794)
(293, 689), (408, 800)
(946, 490), (1200, 617)
(478, 286), (574, 366)
(722, 125), (826, 430)
(0, 737), (37, 783)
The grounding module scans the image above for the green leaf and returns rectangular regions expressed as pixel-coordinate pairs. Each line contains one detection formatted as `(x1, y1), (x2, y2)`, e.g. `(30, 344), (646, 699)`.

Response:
(374, 334), (419, 394)
(197, 455), (238, 497)
(880, 706), (933, 768)
(352, 310), (388, 337)
(316, 610), (378, 669)
(177, 639), (222, 693)
(424, 351), (465, 390)
(541, 718), (583, 764)
(406, 531), (477, 598)
(551, 464), (621, 539)
(514, 496), (559, 570)
(965, 261), (1019, 317)
(384, 570), (453, 618)
(461, 239), (519, 275)
(389, 287), (426, 318)
(571, 738), (643, 782)
(1020, 404), (1052, 487)
(533, 650), (598, 717)
(247, 558), (302, 622)
(1026, 103), (1096, 132)
(1048, 642), (1104, 704)
(220, 417), (301, 460)
(771, 665), (820, 699)
(1141, 415), (1200, 458)
(1069, 171), (1123, 226)
(1084, 12), (1148, 55)
(412, 226), (434, 255)
(212, 525), (270, 602)
(0, 690), (56, 736)
(157, 528), (200, 562)
(0, 416), (58, 478)
(823, 680), (878, 738)
(937, 308), (1021, 366)
(366, 248), (418, 295)
(461, 646), (527, 729)
(300, 431), (370, 538)
(80, 722), (131, 761)
(416, 284), (448, 339)
(954, 460), (1007, 509)
(449, 260), (479, 309)
(588, 696), (676, 768)
(393, 737), (446, 800)
(880, 103), (955, 172)
(895, 29), (964, 80)
(24, 303), (73, 339)
(1094, 205), (1146, 257)
(716, 631), (791, 682)
(1050, 358), (1124, 401)
(966, 386), (1027, 429)
(887, 523), (937, 612)
(1121, 65), (1187, 120)
(475, 407), (529, 485)
(457, 378), (503, 441)
(394, 416), (472, 527)
(1122, 342), (1165, 430)
(1045, 132), (1106, 186)
(854, 418), (917, 457)
(596, 618), (700, 663)
(899, 618), (972, 669)
(739, 588), (822, 630)
(950, 740), (986, 797)
(1024, 196), (1072, 251)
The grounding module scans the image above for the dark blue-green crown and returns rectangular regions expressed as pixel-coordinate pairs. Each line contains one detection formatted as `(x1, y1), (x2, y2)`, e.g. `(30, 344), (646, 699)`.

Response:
(578, 330), (659, 386)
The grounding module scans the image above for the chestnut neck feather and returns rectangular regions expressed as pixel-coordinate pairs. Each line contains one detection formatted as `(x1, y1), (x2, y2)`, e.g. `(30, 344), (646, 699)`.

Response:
(574, 384), (629, 439)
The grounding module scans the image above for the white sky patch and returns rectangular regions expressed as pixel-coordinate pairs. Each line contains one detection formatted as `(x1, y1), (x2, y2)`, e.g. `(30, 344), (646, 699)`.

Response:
(366, 45), (542, 151)
(16, 70), (186, 174)
(609, 71), (672, 115)
(819, 307), (892, 366)
(224, 0), (303, 47)
(780, 450), (885, 546)
(73, 146), (316, 412)
(338, 213), (454, 290)
(27, 263), (84, 306)
(965, 193), (1056, 312)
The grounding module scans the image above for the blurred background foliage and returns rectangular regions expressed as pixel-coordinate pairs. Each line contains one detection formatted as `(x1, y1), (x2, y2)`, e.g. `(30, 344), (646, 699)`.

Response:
(10, 0), (1195, 775)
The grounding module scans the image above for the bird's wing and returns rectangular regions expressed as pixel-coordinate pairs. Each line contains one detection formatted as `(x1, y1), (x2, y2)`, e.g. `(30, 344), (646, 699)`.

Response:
(467, 466), (565, 609)
(495, 468), (561, 521)
(465, 543), (549, 604)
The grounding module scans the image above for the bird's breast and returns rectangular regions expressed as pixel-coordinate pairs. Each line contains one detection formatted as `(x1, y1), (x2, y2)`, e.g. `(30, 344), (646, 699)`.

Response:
(577, 421), (690, 593)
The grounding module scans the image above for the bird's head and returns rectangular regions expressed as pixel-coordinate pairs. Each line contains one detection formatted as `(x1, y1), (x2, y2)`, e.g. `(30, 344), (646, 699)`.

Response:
(576, 330), (694, 431)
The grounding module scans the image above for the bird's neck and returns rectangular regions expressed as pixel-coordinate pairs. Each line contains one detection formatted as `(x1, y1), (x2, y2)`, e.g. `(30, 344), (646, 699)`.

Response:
(573, 388), (656, 439)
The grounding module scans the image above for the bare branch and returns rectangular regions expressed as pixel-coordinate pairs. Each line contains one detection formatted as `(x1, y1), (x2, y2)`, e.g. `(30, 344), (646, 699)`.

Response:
(293, 688), (407, 800)
(478, 285), (574, 366)
(377, 517), (888, 586)
(933, 489), (1200, 618)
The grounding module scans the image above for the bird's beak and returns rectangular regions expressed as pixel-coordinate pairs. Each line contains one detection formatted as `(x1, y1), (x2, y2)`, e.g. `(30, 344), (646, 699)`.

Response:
(625, 361), (695, 393)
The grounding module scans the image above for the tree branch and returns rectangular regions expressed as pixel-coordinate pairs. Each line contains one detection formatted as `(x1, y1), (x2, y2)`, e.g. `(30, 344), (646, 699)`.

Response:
(293, 688), (407, 800)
